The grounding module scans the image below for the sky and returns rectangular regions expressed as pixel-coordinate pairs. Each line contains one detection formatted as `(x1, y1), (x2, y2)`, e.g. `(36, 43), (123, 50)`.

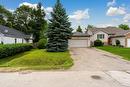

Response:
(0, 0), (130, 30)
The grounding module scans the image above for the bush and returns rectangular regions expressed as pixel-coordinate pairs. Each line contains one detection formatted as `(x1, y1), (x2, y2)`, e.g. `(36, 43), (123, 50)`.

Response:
(37, 39), (47, 49)
(119, 45), (124, 48)
(0, 44), (32, 59)
(94, 40), (104, 47)
(116, 40), (120, 46)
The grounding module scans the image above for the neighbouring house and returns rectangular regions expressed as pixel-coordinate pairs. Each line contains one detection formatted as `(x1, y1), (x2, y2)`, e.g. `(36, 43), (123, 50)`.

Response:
(0, 25), (33, 44)
(69, 27), (130, 48)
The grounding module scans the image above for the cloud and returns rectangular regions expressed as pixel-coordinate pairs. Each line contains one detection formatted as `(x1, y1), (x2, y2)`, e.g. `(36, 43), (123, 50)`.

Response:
(107, 0), (116, 7)
(45, 7), (53, 15)
(19, 2), (39, 9)
(69, 9), (90, 22)
(106, 7), (126, 16)
(95, 24), (114, 28)
(112, 18), (119, 22)
(19, 2), (53, 19)
(123, 14), (130, 22)
(7, 9), (15, 12)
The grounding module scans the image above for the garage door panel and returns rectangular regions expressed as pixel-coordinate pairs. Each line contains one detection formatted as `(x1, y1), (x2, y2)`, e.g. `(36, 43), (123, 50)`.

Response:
(69, 40), (89, 48)
(127, 39), (130, 47)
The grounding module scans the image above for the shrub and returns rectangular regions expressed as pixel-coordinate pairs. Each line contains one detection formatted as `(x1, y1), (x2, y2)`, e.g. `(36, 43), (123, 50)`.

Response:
(94, 39), (104, 47)
(116, 40), (120, 46)
(37, 38), (47, 49)
(119, 45), (124, 48)
(0, 44), (32, 59)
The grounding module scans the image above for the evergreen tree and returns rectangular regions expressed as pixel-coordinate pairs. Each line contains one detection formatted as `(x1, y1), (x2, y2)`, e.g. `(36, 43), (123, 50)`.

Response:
(76, 26), (82, 32)
(87, 24), (94, 29)
(46, 0), (72, 52)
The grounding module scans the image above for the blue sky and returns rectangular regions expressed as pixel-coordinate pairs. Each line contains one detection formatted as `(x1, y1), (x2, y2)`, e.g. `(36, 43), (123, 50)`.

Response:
(0, 0), (130, 29)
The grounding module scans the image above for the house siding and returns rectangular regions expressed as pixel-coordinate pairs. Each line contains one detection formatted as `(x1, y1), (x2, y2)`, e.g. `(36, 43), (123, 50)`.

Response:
(0, 35), (32, 44)
(91, 31), (109, 45)
(111, 37), (126, 46)
(3, 36), (15, 44)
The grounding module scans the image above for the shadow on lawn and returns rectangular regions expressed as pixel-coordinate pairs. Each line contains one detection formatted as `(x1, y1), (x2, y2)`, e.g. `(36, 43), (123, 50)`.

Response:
(0, 50), (33, 66)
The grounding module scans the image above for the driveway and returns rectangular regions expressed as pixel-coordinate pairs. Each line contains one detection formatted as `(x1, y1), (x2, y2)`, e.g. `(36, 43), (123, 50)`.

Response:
(70, 48), (130, 71)
(1, 48), (130, 87)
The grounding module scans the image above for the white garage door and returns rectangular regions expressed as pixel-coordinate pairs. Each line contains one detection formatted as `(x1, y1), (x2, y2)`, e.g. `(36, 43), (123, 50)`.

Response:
(127, 39), (130, 47)
(69, 40), (90, 48)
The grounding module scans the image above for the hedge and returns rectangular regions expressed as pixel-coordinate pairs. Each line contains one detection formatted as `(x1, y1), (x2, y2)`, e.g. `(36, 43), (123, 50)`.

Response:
(0, 44), (33, 58)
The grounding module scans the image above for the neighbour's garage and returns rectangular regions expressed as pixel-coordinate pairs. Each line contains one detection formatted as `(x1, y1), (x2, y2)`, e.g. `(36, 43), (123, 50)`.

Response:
(111, 37), (125, 47)
(126, 32), (130, 47)
(127, 39), (130, 47)
(111, 32), (130, 48)
(68, 32), (91, 48)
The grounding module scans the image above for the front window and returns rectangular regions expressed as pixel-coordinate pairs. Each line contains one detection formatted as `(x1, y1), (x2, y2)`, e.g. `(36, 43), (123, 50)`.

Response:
(97, 34), (105, 39)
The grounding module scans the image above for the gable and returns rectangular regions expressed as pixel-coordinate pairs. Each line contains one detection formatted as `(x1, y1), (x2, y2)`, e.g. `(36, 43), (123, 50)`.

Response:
(87, 30), (93, 35)
(94, 31), (108, 35)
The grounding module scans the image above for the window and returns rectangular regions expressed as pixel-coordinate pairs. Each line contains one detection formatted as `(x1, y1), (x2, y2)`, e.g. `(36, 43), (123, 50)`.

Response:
(97, 34), (105, 39)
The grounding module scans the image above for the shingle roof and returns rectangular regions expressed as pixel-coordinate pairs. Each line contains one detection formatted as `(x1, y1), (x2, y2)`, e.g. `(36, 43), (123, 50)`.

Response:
(72, 32), (90, 37)
(88, 27), (130, 36)
(0, 25), (31, 39)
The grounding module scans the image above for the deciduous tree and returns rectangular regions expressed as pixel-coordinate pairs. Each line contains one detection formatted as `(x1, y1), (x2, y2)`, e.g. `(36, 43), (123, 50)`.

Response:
(119, 24), (130, 30)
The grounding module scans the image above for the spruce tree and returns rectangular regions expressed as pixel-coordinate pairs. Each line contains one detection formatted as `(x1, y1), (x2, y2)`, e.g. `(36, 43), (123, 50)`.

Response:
(76, 26), (82, 33)
(46, 0), (72, 52)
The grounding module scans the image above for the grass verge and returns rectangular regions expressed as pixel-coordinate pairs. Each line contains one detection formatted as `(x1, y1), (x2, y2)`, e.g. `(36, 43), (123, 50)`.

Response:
(0, 49), (73, 70)
(97, 46), (130, 61)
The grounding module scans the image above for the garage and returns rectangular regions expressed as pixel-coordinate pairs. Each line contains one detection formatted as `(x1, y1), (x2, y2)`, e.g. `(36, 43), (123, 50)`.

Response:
(68, 32), (90, 48)
(127, 39), (130, 47)
(69, 39), (90, 47)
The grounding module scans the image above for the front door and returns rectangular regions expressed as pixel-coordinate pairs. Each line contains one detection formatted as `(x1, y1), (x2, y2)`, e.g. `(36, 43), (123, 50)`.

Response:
(108, 38), (112, 45)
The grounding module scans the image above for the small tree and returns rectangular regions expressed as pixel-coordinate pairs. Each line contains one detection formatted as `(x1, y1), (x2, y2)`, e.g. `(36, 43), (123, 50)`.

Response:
(46, 0), (72, 52)
(76, 26), (82, 32)
(119, 24), (130, 30)
(87, 24), (94, 29)
(116, 40), (120, 46)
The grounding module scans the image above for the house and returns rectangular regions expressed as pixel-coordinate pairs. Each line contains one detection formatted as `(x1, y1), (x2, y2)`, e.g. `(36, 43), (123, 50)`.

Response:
(69, 27), (130, 48)
(0, 25), (33, 44)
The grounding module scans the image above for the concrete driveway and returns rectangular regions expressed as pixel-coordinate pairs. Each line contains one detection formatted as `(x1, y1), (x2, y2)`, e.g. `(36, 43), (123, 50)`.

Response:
(70, 48), (130, 71)
(1, 48), (130, 87)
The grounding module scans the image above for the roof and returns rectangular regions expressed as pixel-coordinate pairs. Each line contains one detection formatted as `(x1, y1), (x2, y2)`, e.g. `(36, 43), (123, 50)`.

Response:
(88, 27), (130, 37)
(0, 25), (31, 39)
(72, 32), (90, 37)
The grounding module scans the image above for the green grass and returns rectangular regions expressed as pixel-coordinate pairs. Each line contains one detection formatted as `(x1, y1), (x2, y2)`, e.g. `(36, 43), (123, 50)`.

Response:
(97, 46), (130, 61)
(0, 49), (73, 70)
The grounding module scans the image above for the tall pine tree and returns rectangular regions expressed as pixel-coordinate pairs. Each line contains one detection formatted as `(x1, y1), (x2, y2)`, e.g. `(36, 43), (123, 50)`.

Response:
(46, 0), (72, 52)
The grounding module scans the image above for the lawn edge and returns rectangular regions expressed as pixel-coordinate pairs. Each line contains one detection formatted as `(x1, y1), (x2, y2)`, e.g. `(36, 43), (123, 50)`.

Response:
(95, 47), (130, 63)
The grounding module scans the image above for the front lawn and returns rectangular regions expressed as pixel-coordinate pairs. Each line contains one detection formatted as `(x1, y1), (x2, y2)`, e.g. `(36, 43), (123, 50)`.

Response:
(97, 46), (130, 61)
(0, 49), (73, 70)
